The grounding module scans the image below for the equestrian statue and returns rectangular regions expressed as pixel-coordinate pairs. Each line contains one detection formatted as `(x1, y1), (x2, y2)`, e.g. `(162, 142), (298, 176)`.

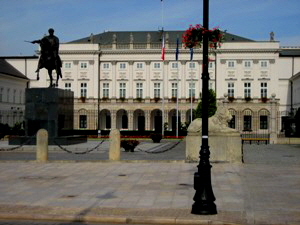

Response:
(31, 28), (62, 87)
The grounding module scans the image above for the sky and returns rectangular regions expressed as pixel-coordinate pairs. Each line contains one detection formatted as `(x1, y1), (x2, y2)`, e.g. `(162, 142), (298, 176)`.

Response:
(1, 0), (300, 56)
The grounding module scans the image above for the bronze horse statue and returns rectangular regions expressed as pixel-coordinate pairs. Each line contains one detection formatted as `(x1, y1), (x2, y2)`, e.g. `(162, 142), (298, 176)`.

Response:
(31, 28), (62, 87)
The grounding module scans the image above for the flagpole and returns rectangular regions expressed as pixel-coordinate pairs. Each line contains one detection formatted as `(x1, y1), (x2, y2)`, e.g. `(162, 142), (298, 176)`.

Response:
(190, 48), (194, 123)
(176, 64), (179, 138)
(176, 37), (179, 138)
(190, 65), (193, 123)
(161, 0), (165, 136)
(162, 55), (165, 136)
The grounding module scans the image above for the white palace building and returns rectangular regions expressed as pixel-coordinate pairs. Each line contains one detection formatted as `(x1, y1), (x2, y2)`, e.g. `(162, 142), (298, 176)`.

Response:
(1, 30), (300, 142)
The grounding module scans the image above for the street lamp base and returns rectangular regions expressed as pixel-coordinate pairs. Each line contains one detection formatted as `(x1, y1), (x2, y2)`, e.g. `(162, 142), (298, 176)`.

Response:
(191, 201), (217, 215)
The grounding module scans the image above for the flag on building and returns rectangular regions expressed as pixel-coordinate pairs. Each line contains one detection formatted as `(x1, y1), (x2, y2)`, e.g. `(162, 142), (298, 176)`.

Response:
(161, 34), (165, 61)
(190, 48), (193, 61)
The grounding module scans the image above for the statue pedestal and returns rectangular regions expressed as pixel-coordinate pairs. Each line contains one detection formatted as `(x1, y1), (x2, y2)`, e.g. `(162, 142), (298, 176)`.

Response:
(9, 88), (86, 145)
(186, 131), (242, 163)
(24, 88), (74, 137)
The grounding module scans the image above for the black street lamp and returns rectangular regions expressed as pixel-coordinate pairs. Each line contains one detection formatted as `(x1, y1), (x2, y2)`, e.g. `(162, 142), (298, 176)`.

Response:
(191, 0), (217, 215)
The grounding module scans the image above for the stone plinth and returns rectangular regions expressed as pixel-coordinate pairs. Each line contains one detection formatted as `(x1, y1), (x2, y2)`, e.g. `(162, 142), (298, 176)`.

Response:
(9, 88), (87, 145)
(25, 88), (74, 137)
(186, 131), (242, 163)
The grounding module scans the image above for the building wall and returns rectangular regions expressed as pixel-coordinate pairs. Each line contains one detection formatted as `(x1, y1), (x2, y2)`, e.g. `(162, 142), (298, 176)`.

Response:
(5, 35), (300, 136)
(0, 73), (27, 126)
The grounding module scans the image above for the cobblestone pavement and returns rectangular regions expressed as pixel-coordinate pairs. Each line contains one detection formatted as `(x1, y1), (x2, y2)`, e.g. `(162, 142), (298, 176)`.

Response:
(0, 140), (299, 224)
(1, 139), (300, 165)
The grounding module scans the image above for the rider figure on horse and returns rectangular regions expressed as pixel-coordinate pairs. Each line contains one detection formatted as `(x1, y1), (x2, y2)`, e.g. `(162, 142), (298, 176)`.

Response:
(31, 28), (62, 87)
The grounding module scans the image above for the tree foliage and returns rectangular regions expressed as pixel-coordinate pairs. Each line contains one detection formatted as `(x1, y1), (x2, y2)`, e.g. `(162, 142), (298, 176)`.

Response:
(195, 89), (217, 118)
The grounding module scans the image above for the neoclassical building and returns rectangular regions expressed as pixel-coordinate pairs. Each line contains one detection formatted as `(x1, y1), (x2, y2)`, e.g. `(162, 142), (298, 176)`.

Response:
(0, 58), (29, 127)
(4, 30), (300, 141)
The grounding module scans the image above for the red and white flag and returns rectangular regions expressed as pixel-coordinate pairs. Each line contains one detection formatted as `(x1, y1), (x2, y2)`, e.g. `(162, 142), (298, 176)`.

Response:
(161, 34), (165, 61)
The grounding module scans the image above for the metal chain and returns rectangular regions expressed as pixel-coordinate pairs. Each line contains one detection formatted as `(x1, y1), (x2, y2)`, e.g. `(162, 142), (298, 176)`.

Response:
(0, 136), (36, 152)
(53, 139), (105, 154)
(135, 139), (183, 154)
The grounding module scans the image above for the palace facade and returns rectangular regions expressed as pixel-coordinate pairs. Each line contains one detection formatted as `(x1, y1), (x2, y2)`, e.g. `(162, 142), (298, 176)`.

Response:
(3, 30), (300, 142)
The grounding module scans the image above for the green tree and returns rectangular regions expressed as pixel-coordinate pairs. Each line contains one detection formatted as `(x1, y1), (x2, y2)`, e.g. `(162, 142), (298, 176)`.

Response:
(195, 89), (217, 118)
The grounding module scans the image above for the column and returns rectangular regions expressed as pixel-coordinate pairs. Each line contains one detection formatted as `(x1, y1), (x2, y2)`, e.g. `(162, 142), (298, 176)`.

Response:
(163, 61), (169, 99)
(270, 94), (278, 144)
(112, 61), (117, 99)
(181, 61), (187, 98)
(145, 61), (151, 99)
(111, 110), (117, 129)
(129, 61), (134, 99)
(128, 110), (134, 130)
(145, 110), (151, 130)
(181, 109), (186, 124)
(164, 109), (169, 130)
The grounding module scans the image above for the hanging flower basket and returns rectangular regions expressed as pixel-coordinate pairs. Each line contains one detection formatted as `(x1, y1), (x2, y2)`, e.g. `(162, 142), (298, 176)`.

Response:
(182, 24), (224, 49)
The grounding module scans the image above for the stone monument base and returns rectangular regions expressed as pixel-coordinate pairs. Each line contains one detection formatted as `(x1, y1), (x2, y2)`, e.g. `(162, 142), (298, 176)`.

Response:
(186, 131), (242, 163)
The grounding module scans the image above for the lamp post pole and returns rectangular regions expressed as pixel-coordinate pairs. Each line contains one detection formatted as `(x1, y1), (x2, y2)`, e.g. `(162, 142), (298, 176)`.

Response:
(191, 0), (217, 215)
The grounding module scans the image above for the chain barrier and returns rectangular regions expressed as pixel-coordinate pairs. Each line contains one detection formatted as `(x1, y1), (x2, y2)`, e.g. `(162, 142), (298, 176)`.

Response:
(53, 139), (105, 154)
(0, 136), (36, 152)
(135, 139), (183, 154)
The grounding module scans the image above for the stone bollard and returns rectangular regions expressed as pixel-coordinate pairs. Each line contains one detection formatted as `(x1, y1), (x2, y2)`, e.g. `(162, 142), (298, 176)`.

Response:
(109, 129), (120, 161)
(36, 129), (48, 162)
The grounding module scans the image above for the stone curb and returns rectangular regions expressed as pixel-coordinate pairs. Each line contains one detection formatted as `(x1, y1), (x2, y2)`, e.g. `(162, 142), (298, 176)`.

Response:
(0, 213), (241, 225)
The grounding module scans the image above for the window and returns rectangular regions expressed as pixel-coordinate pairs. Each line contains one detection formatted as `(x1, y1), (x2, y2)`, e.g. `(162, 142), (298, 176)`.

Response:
(119, 83), (126, 98)
(80, 83), (87, 97)
(189, 83), (195, 98)
(103, 83), (109, 98)
(13, 89), (16, 103)
(244, 61), (252, 68)
(65, 83), (71, 91)
(244, 115), (252, 131)
(80, 62), (88, 69)
(228, 61), (235, 68)
(154, 83), (161, 98)
(244, 82), (251, 98)
(19, 90), (22, 103)
(260, 116), (268, 129)
(228, 115), (236, 129)
(136, 83), (143, 98)
(136, 63), (143, 69)
(260, 60), (268, 68)
(79, 115), (87, 128)
(7, 89), (10, 102)
(154, 62), (161, 69)
(209, 62), (214, 68)
(64, 62), (72, 69)
(103, 63), (110, 69)
(171, 62), (178, 69)
(0, 87), (3, 102)
(228, 83), (234, 97)
(171, 83), (178, 98)
(119, 63), (126, 69)
(189, 62), (195, 69)
(261, 82), (267, 98)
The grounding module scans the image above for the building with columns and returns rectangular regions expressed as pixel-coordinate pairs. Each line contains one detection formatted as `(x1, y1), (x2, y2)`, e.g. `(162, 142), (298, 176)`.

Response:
(3, 30), (300, 140)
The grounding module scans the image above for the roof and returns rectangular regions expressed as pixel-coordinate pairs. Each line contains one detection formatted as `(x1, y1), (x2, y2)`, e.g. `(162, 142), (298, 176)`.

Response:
(0, 59), (28, 80)
(68, 30), (254, 44)
(280, 48), (300, 57)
